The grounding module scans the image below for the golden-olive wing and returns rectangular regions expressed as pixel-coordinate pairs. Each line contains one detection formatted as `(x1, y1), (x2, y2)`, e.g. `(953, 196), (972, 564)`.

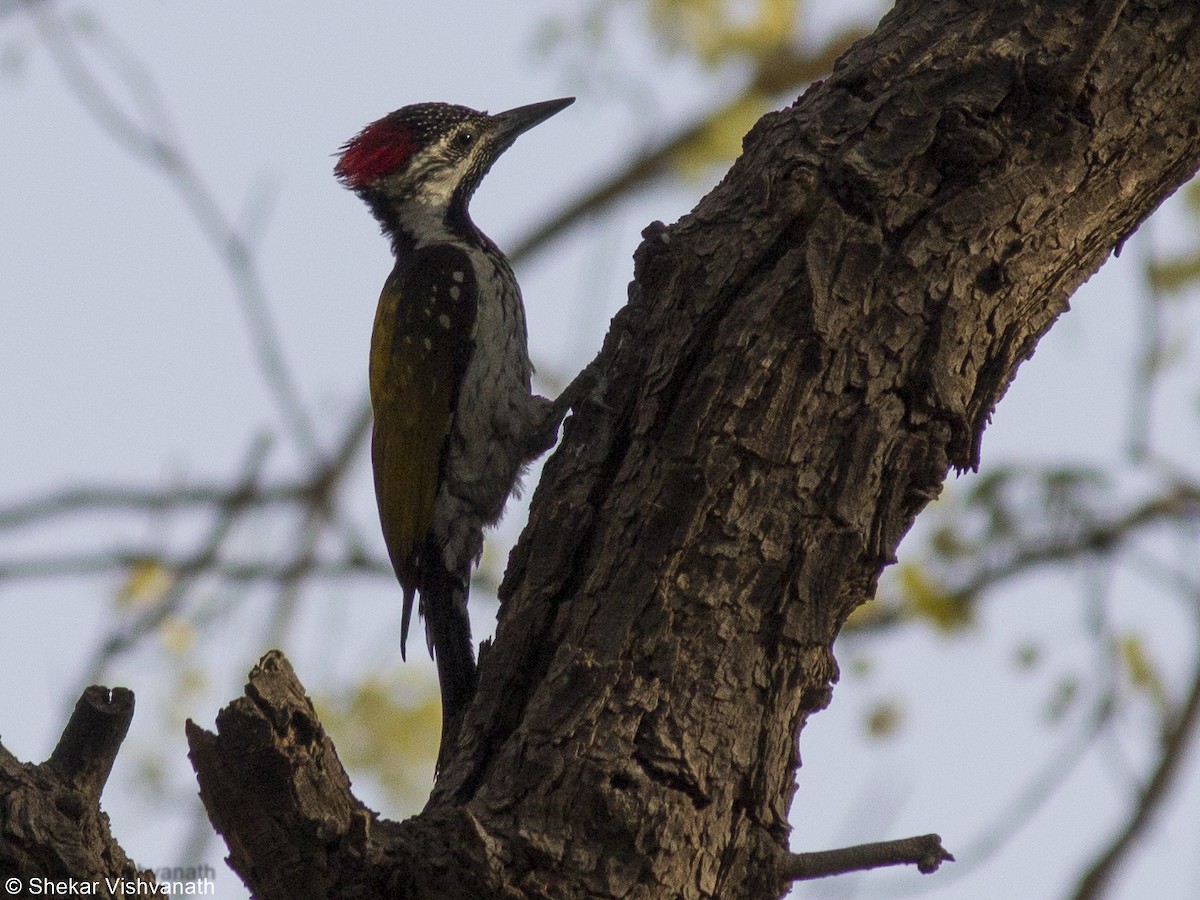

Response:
(368, 246), (477, 655)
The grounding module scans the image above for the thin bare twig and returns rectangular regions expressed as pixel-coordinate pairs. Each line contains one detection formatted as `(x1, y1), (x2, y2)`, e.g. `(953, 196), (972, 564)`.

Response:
(0, 482), (304, 530)
(1071, 610), (1200, 899)
(22, 0), (323, 462)
(78, 433), (273, 686)
(905, 696), (1113, 895)
(952, 484), (1200, 602)
(0, 551), (387, 583)
(507, 38), (856, 265)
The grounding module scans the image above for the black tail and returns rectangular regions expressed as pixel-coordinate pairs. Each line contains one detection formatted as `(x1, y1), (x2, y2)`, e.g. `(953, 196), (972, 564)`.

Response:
(419, 546), (479, 768)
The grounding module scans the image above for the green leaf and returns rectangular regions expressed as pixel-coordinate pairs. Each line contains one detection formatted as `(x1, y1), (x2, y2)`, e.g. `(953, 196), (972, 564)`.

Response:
(898, 562), (973, 632)
(1119, 633), (1170, 714)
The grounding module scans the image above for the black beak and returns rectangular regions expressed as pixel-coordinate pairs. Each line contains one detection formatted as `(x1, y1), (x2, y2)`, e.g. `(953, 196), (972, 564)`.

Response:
(490, 97), (575, 146)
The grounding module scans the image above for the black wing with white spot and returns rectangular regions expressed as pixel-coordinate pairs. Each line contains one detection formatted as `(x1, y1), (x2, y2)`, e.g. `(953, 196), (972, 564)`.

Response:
(369, 244), (478, 654)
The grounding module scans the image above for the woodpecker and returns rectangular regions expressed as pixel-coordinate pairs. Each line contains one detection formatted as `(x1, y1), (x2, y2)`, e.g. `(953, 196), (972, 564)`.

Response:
(335, 98), (574, 755)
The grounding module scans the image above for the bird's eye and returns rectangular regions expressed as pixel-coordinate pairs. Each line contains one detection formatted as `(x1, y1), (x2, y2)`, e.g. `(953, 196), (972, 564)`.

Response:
(453, 129), (475, 151)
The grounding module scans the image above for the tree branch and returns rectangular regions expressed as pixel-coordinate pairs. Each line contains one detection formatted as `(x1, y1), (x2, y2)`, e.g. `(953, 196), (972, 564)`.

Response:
(952, 483), (1200, 601)
(22, 0), (323, 461)
(1071, 612), (1200, 899)
(187, 651), (483, 900)
(0, 686), (154, 889)
(779, 834), (953, 882)
(186, 652), (372, 900)
(79, 433), (273, 684)
(0, 549), (389, 584)
(507, 38), (858, 266)
(46, 686), (134, 800)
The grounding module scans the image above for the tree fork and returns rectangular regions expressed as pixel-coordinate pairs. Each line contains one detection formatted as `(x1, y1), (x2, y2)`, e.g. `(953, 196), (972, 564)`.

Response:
(186, 651), (952, 898)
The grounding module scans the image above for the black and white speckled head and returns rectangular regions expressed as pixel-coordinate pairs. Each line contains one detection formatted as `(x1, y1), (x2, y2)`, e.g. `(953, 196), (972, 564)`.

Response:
(336, 98), (573, 247)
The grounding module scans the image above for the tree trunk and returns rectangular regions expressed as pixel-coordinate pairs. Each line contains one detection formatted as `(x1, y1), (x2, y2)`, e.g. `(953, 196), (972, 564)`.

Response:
(413, 1), (1199, 896)
(8, 1), (1200, 898)
(423, 0), (1200, 895)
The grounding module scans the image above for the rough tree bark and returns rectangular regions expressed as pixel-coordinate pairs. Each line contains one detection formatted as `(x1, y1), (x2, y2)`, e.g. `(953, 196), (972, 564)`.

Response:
(0, 689), (158, 892)
(4, 0), (1199, 898)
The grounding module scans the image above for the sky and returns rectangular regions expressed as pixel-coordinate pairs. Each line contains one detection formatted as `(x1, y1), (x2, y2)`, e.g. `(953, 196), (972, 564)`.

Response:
(2, 2), (1200, 899)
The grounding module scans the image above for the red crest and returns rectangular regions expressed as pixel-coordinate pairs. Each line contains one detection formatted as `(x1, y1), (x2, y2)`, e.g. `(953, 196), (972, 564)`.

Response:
(335, 116), (418, 189)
